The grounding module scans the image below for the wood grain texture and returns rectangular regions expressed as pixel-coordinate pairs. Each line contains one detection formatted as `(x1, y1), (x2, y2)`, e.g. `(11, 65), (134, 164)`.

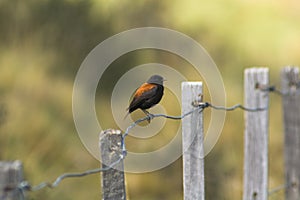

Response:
(0, 161), (23, 200)
(281, 66), (300, 200)
(243, 68), (269, 200)
(99, 129), (126, 200)
(182, 82), (204, 200)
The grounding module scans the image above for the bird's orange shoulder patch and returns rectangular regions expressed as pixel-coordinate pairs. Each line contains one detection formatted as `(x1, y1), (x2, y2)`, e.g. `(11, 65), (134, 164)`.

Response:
(134, 83), (156, 98)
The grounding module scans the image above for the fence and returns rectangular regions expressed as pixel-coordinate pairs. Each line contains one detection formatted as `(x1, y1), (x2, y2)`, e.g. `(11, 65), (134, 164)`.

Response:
(0, 66), (299, 200)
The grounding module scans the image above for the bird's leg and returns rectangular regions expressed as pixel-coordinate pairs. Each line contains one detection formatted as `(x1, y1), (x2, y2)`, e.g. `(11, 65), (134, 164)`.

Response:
(142, 110), (154, 123)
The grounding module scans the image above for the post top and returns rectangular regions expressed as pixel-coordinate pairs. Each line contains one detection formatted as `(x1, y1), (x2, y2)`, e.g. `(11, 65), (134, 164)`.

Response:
(181, 82), (203, 87)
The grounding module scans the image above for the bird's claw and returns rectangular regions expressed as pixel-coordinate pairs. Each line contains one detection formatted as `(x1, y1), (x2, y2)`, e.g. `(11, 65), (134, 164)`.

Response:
(146, 113), (155, 123)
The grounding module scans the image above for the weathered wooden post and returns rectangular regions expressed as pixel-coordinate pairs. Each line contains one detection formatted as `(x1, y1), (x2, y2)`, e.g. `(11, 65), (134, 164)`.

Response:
(243, 68), (269, 200)
(99, 129), (126, 200)
(181, 82), (204, 200)
(0, 161), (24, 200)
(281, 66), (300, 200)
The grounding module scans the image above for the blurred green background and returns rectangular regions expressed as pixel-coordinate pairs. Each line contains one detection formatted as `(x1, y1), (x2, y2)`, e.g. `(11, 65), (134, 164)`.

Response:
(1, 0), (300, 199)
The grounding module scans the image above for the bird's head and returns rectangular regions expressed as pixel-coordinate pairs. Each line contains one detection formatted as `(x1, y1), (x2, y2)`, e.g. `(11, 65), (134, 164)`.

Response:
(147, 75), (166, 85)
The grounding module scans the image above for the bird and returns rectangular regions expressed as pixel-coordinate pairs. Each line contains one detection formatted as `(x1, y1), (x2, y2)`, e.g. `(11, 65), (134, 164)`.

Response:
(125, 75), (165, 120)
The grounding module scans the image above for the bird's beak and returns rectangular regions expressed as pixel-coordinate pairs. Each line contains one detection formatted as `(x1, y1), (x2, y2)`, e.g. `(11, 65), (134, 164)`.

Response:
(163, 79), (167, 82)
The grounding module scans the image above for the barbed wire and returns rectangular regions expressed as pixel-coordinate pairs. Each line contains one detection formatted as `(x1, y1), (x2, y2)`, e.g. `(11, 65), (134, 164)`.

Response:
(121, 100), (269, 153)
(14, 84), (299, 196)
(268, 181), (298, 197)
(121, 103), (206, 154)
(17, 156), (124, 192)
(268, 183), (288, 196)
(207, 102), (267, 112)
(15, 100), (267, 195)
(257, 83), (300, 96)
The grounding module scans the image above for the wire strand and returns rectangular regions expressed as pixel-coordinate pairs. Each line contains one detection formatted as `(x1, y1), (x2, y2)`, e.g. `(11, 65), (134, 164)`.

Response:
(17, 101), (270, 194)
(121, 106), (206, 153)
(268, 184), (288, 196)
(18, 157), (123, 192)
(257, 83), (300, 96)
(207, 102), (267, 112)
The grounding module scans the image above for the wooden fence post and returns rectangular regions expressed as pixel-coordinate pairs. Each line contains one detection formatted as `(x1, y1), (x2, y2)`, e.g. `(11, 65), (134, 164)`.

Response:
(281, 66), (300, 200)
(243, 68), (269, 200)
(181, 82), (204, 200)
(0, 161), (24, 200)
(99, 129), (126, 200)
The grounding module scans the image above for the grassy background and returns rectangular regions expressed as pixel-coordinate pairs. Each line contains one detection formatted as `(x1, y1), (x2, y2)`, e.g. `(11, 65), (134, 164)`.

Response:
(1, 0), (300, 199)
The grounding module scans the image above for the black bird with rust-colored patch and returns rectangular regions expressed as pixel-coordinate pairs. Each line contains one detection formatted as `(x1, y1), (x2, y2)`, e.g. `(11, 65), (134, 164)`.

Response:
(126, 75), (165, 117)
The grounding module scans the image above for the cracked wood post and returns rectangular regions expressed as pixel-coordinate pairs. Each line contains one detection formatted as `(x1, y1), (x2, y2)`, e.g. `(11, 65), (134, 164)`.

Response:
(182, 82), (204, 200)
(0, 161), (24, 200)
(281, 66), (300, 200)
(99, 129), (126, 200)
(243, 68), (269, 200)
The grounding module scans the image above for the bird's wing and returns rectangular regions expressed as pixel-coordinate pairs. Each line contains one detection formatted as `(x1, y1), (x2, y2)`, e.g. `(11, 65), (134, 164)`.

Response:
(134, 83), (157, 98)
(128, 83), (158, 111)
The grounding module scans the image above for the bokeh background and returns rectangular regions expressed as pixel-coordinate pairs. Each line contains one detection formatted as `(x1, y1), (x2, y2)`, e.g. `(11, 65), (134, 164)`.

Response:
(1, 0), (300, 199)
